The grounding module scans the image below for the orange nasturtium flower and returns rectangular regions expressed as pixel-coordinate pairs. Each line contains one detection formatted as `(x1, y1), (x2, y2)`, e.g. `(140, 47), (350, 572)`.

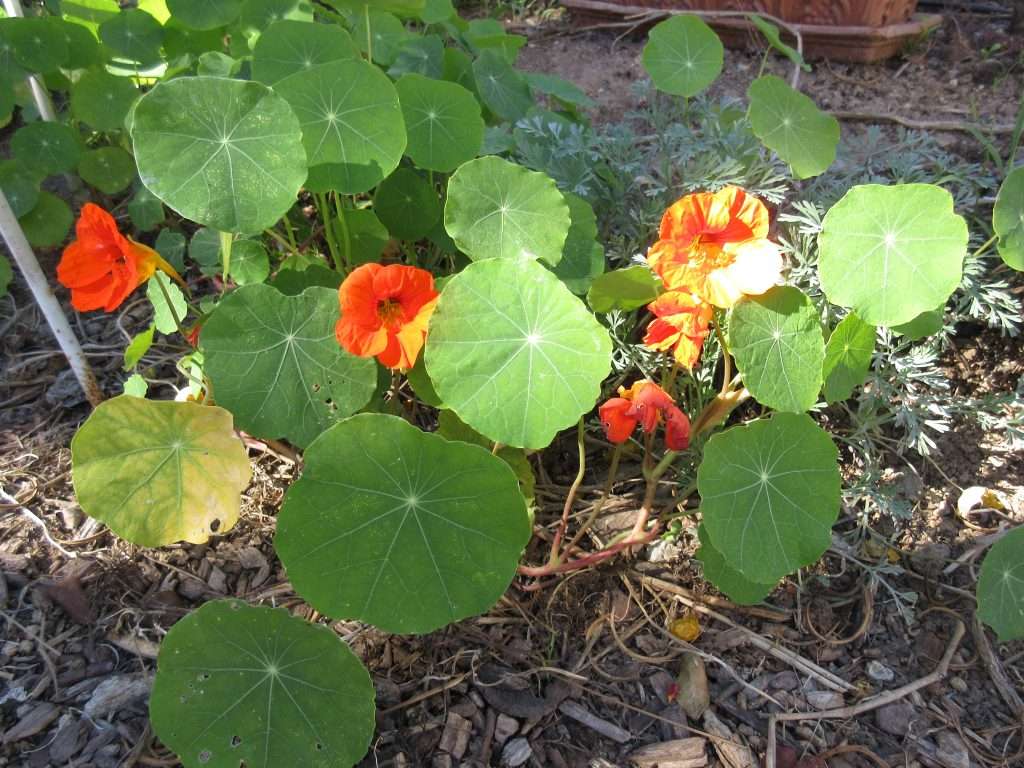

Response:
(598, 380), (690, 451)
(335, 263), (439, 371)
(643, 291), (713, 370)
(646, 186), (783, 308)
(56, 203), (183, 313)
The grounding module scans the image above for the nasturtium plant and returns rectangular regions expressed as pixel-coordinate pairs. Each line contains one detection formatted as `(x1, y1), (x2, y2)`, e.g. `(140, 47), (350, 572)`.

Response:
(993, 165), (1024, 270)
(98, 8), (163, 66)
(373, 167), (439, 240)
(12, 121), (80, 176)
(20, 192), (72, 248)
(696, 523), (775, 605)
(251, 20), (358, 85)
(641, 14), (723, 97)
(0, 161), (39, 218)
(201, 285), (377, 448)
(71, 396), (252, 547)
(976, 526), (1024, 642)
(78, 147), (135, 195)
(818, 184), (968, 327)
(729, 286), (825, 413)
(425, 257), (612, 449)
(472, 49), (532, 121)
(150, 600), (375, 768)
(443, 155), (570, 265)
(552, 192), (605, 295)
(167, 0), (242, 30)
(587, 265), (662, 313)
(131, 77), (307, 234)
(395, 73), (484, 172)
(822, 313), (875, 404)
(70, 69), (139, 131)
(275, 414), (531, 633)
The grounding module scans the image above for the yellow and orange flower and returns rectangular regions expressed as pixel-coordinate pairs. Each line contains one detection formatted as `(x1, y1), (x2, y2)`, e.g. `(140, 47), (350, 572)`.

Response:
(646, 186), (783, 309)
(643, 291), (713, 370)
(335, 263), (438, 371)
(598, 380), (690, 451)
(56, 203), (182, 313)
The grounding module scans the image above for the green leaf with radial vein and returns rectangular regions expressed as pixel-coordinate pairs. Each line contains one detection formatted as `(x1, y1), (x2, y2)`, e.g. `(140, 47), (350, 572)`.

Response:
(396, 73), (484, 173)
(12, 122), (80, 177)
(19, 192), (72, 248)
(166, 0), (242, 30)
(0, 160), (40, 219)
(7, 17), (68, 73)
(373, 167), (440, 241)
(729, 286), (825, 413)
(275, 59), (406, 195)
(131, 76), (306, 235)
(747, 75), (839, 179)
(551, 192), (604, 295)
(472, 49), (533, 122)
(444, 156), (569, 265)
(698, 413), (841, 585)
(350, 8), (409, 66)
(977, 525), (1024, 642)
(70, 396), (252, 547)
(425, 257), (611, 449)
(697, 523), (775, 605)
(641, 14), (723, 97)
(71, 69), (139, 132)
(275, 414), (531, 634)
(993, 166), (1024, 271)
(251, 19), (358, 85)
(98, 8), (163, 66)
(822, 313), (875, 403)
(79, 147), (136, 195)
(201, 285), (376, 449)
(818, 184), (968, 327)
(892, 304), (944, 340)
(150, 599), (375, 768)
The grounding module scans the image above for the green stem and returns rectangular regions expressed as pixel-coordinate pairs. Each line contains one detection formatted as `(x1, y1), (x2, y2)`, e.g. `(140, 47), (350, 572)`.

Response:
(364, 3), (373, 61)
(333, 193), (352, 270)
(564, 442), (622, 556)
(264, 228), (296, 255)
(281, 214), (298, 249)
(971, 234), (998, 260)
(218, 231), (233, 291)
(314, 191), (341, 269)
(549, 419), (586, 566)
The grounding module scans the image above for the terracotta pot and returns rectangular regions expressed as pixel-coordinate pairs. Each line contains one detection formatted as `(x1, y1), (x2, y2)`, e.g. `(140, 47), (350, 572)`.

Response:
(575, 0), (920, 27)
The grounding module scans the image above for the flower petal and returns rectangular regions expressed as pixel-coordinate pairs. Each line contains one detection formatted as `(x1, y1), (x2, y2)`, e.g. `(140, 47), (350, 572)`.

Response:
(599, 398), (637, 443)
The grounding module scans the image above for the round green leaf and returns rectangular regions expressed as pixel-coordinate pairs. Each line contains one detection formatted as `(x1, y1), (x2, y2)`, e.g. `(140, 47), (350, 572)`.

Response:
(388, 34), (444, 79)
(697, 523), (775, 605)
(166, 0), (241, 29)
(12, 122), (80, 177)
(238, 0), (312, 32)
(526, 72), (595, 109)
(70, 69), (138, 131)
(822, 313), (875, 404)
(228, 239), (270, 285)
(729, 286), (825, 414)
(70, 396), (252, 546)
(201, 284), (377, 448)
(0, 160), (40, 219)
(78, 146), (135, 194)
(818, 184), (968, 327)
(892, 304), (944, 340)
(977, 526), (1024, 642)
(373, 167), (439, 241)
(551, 192), (604, 295)
(150, 599), (375, 768)
(131, 76), (306, 235)
(19, 192), (72, 248)
(0, 20), (28, 84)
(641, 15), (723, 97)
(352, 9), (408, 66)
(61, 0), (121, 33)
(747, 75), (839, 179)
(396, 73), (484, 173)
(444, 156), (569, 265)
(8, 17), (69, 73)
(587, 265), (664, 313)
(275, 413), (531, 633)
(345, 207), (389, 265)
(57, 17), (103, 69)
(189, 226), (221, 271)
(472, 49), (532, 122)
(425, 257), (611, 449)
(698, 413), (841, 585)
(98, 8), (164, 66)
(272, 263), (341, 296)
(993, 166), (1024, 271)
(275, 59), (405, 195)
(127, 183), (165, 231)
(421, 0), (454, 23)
(251, 19), (357, 85)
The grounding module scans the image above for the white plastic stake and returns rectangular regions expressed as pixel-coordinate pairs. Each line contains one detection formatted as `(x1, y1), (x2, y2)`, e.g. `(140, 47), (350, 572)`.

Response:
(2, 0), (59, 122)
(0, 189), (104, 406)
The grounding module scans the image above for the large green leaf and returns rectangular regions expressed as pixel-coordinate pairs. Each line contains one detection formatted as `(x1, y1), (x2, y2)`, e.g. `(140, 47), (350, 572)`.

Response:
(20, 192), (72, 248)
(396, 73), (484, 173)
(587, 265), (662, 313)
(388, 34), (444, 79)
(150, 600), (375, 768)
(977, 526), (1024, 642)
(98, 8), (163, 66)
(166, 0), (241, 29)
(7, 16), (69, 73)
(0, 160), (40, 219)
(822, 313), (875, 404)
(698, 413), (841, 585)
(747, 75), (839, 179)
(892, 304), (944, 340)
(131, 76), (306, 235)
(697, 523), (775, 605)
(12, 122), (80, 177)
(641, 15), (723, 97)
(70, 69), (139, 131)
(444, 156), (569, 265)
(275, 59), (405, 195)
(251, 19), (357, 85)
(57, 18), (103, 69)
(373, 167), (439, 240)
(78, 147), (135, 194)
(201, 284), (376, 448)
(551, 192), (604, 295)
(238, 0), (313, 32)
(425, 257), (611, 449)
(993, 166), (1024, 271)
(472, 49), (532, 122)
(275, 414), (531, 633)
(70, 396), (252, 547)
(351, 8), (408, 66)
(729, 286), (825, 413)
(818, 184), (968, 327)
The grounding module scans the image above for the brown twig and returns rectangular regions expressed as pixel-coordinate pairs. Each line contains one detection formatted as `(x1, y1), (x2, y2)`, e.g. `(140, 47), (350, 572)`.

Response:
(972, 614), (1024, 718)
(830, 109), (1016, 135)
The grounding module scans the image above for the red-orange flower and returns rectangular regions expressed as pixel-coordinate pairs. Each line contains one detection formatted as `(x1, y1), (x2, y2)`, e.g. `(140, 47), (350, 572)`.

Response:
(336, 263), (439, 371)
(643, 291), (713, 370)
(598, 380), (690, 451)
(57, 203), (182, 312)
(647, 186), (782, 308)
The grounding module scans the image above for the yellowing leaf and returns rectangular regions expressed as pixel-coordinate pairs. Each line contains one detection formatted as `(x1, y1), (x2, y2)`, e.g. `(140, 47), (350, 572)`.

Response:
(669, 613), (701, 642)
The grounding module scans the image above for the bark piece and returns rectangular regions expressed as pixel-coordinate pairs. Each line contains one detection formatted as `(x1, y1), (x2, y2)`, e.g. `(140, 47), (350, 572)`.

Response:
(629, 737), (708, 768)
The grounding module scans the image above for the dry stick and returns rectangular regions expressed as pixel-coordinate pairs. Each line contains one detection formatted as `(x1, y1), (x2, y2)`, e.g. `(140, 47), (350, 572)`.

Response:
(378, 673), (468, 716)
(971, 614), (1024, 718)
(765, 619), (966, 768)
(0, 488), (77, 559)
(639, 572), (789, 623)
(830, 109), (1016, 135)
(0, 191), (104, 406)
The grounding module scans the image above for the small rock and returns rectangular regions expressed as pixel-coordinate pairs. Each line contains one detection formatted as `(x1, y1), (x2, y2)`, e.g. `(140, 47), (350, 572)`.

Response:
(1, 702), (59, 743)
(950, 676), (968, 693)
(805, 691), (843, 710)
(647, 538), (683, 563)
(935, 731), (970, 768)
(866, 660), (895, 683)
(438, 712), (472, 759)
(207, 565), (227, 593)
(876, 700), (917, 736)
(177, 576), (206, 600)
(675, 653), (709, 719)
(770, 671), (800, 691)
(494, 714), (518, 745)
(431, 755), (453, 768)
(46, 369), (89, 408)
(84, 674), (152, 719)
(502, 737), (532, 767)
(49, 715), (84, 764)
